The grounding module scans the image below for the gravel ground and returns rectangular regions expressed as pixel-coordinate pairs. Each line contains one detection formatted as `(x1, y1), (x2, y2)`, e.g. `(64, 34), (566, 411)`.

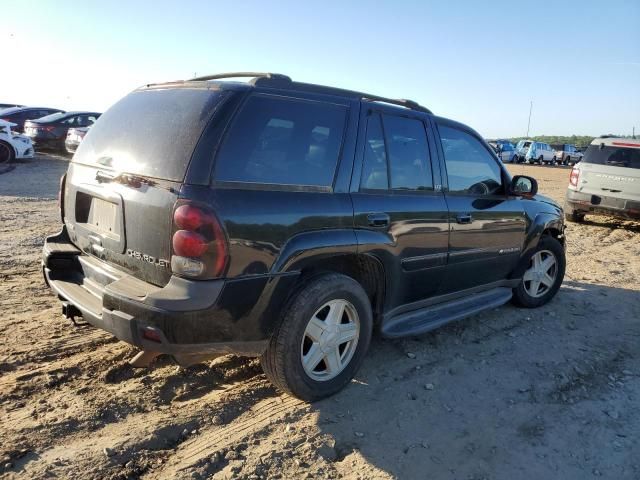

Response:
(0, 156), (638, 480)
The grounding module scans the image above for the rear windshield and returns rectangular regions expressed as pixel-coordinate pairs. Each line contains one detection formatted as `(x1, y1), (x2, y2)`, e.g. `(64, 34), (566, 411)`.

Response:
(582, 144), (640, 169)
(73, 88), (225, 181)
(36, 112), (67, 123)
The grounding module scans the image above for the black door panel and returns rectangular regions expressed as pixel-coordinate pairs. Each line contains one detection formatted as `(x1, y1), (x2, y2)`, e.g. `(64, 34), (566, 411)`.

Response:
(352, 109), (449, 310)
(436, 122), (526, 292)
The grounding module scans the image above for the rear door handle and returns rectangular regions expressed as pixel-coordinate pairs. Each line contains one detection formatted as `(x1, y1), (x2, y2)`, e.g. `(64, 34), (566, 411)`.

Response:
(456, 213), (473, 224)
(367, 212), (390, 227)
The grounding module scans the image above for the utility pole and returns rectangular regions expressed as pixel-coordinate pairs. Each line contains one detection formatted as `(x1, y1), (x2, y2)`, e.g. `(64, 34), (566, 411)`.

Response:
(526, 101), (533, 138)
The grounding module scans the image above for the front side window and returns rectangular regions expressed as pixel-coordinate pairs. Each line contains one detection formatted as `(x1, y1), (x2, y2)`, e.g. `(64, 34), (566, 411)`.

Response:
(215, 95), (347, 187)
(439, 125), (503, 195)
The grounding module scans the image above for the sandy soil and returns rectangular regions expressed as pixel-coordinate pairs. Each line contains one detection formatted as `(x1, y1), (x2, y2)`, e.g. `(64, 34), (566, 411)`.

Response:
(1, 156), (639, 480)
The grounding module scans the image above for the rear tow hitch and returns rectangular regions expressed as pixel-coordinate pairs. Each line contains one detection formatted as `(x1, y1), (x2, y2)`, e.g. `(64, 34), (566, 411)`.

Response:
(61, 302), (87, 326)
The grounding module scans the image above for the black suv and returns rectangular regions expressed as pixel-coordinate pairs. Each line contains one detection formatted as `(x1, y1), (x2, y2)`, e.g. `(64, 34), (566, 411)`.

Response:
(43, 73), (566, 401)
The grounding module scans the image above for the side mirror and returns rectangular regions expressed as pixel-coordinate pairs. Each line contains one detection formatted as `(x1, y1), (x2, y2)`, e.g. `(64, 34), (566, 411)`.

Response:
(511, 175), (538, 196)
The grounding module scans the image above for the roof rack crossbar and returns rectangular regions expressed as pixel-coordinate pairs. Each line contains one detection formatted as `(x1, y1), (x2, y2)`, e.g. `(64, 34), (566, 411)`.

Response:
(187, 72), (292, 83)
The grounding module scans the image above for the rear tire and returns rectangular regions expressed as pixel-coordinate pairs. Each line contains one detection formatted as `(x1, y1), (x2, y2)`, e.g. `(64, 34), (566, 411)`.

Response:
(0, 141), (15, 164)
(538, 156), (544, 165)
(565, 211), (585, 222)
(261, 273), (373, 401)
(512, 236), (565, 308)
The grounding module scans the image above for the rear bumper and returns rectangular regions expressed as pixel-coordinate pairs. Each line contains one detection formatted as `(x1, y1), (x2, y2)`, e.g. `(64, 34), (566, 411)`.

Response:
(31, 137), (64, 149)
(42, 228), (296, 356)
(565, 189), (640, 220)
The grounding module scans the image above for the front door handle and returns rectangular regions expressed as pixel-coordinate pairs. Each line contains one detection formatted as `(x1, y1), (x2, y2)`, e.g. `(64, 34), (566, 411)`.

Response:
(367, 212), (390, 227)
(456, 213), (473, 224)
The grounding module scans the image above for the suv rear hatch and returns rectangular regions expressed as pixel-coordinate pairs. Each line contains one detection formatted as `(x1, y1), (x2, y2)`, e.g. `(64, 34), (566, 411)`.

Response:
(577, 142), (640, 203)
(63, 86), (227, 287)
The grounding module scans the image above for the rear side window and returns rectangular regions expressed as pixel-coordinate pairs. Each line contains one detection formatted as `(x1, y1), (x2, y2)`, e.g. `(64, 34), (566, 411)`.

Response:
(439, 125), (503, 195)
(361, 114), (388, 190)
(360, 113), (433, 191)
(215, 95), (347, 187)
(73, 88), (225, 181)
(583, 144), (640, 169)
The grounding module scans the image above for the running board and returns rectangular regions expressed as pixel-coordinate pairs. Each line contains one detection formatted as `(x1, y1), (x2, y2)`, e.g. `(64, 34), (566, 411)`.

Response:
(381, 287), (513, 338)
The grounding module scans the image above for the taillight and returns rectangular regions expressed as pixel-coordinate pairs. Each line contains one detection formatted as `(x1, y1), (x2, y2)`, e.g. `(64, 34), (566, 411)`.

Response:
(171, 202), (228, 279)
(569, 167), (580, 187)
(58, 173), (66, 222)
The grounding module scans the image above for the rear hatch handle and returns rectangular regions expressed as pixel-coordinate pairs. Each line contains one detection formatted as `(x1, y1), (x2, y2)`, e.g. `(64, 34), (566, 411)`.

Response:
(95, 170), (159, 190)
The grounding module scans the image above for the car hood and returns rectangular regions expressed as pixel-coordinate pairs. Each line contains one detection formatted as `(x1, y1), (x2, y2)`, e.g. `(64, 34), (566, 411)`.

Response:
(0, 119), (17, 128)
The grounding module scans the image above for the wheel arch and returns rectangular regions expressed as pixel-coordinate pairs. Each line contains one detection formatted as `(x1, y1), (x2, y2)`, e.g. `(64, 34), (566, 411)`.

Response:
(296, 253), (386, 325)
(510, 212), (565, 279)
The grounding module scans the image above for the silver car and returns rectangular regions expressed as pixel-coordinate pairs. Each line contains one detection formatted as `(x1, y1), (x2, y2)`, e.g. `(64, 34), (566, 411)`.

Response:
(565, 137), (640, 221)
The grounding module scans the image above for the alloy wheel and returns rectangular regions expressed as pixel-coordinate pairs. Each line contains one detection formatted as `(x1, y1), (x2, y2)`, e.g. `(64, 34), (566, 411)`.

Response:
(523, 250), (558, 298)
(300, 299), (360, 382)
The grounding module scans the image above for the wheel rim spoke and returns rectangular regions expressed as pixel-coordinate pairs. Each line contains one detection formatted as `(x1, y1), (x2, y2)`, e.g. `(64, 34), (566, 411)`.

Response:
(529, 279), (541, 295)
(324, 348), (342, 374)
(303, 343), (324, 371)
(326, 301), (345, 325)
(541, 273), (555, 288)
(306, 317), (325, 343)
(336, 323), (358, 344)
(523, 269), (535, 281)
(540, 256), (556, 272)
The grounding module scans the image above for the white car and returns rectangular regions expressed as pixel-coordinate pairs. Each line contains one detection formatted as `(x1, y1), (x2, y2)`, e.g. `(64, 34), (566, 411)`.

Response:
(0, 119), (35, 163)
(565, 137), (640, 222)
(514, 140), (556, 164)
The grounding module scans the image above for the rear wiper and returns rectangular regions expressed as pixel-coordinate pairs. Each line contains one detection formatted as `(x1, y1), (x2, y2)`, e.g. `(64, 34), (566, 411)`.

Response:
(95, 171), (156, 188)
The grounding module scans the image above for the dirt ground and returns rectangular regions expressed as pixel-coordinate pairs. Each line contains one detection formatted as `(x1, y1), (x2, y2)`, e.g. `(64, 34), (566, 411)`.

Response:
(1, 156), (639, 480)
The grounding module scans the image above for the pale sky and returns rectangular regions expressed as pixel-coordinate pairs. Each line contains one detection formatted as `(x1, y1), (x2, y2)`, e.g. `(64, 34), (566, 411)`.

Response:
(3, 0), (639, 138)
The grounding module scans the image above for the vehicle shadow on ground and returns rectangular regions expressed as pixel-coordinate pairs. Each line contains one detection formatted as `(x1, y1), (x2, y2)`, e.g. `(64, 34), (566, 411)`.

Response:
(580, 217), (640, 233)
(0, 154), (68, 199)
(304, 280), (640, 479)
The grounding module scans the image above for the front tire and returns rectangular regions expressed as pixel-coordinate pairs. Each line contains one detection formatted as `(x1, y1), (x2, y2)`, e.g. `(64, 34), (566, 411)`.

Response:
(261, 273), (373, 401)
(512, 236), (565, 308)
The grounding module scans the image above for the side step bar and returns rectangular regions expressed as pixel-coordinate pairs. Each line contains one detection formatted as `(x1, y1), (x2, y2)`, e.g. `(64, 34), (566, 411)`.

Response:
(381, 287), (513, 338)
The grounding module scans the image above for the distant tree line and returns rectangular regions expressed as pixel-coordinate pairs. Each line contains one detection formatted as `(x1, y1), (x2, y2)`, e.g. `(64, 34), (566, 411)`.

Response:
(505, 134), (636, 148)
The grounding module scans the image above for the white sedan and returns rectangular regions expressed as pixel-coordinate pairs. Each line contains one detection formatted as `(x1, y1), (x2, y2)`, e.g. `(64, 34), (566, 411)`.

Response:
(0, 119), (34, 163)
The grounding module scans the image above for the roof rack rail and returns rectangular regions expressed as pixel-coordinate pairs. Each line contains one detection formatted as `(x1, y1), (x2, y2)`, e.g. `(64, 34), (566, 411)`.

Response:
(361, 95), (432, 114)
(186, 72), (432, 114)
(187, 72), (292, 83)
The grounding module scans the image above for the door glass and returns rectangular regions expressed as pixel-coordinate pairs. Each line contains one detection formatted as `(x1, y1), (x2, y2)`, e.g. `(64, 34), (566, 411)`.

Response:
(215, 95), (347, 187)
(439, 125), (503, 195)
(360, 114), (389, 190)
(382, 115), (433, 191)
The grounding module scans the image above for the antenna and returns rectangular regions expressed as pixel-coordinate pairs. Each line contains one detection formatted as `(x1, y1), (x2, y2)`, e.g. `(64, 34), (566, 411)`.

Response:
(526, 100), (533, 138)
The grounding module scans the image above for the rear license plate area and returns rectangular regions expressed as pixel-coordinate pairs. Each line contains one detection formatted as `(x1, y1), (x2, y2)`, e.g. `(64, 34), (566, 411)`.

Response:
(75, 193), (121, 239)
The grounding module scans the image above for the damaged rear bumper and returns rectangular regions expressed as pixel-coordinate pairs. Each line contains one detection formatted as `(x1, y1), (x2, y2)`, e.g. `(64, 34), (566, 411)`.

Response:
(42, 228), (269, 357)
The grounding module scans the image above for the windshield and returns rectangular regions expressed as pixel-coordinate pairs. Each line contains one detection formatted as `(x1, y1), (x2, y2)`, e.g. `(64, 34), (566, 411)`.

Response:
(582, 144), (640, 169)
(72, 88), (227, 181)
